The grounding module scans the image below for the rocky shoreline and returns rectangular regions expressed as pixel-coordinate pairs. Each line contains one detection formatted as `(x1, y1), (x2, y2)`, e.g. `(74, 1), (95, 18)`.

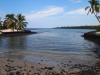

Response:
(83, 31), (100, 40)
(0, 30), (37, 37)
(0, 57), (99, 75)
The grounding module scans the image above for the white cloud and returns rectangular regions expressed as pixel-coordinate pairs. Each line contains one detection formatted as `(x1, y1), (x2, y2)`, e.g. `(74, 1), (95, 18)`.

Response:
(26, 6), (64, 21)
(66, 8), (87, 15)
(71, 0), (81, 3)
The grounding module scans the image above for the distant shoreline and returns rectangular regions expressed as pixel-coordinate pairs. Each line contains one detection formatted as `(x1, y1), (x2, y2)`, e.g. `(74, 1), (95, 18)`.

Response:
(55, 26), (99, 29)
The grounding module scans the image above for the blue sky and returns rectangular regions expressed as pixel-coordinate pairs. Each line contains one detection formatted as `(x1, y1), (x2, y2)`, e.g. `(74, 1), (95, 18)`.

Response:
(0, 0), (99, 28)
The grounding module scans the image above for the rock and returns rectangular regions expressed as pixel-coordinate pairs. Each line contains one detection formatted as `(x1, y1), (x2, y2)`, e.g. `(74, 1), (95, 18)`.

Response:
(44, 66), (54, 70)
(83, 31), (100, 40)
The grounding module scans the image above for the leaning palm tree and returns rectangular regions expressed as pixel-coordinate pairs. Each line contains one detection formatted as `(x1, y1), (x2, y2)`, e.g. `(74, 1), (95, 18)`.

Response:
(16, 14), (28, 31)
(85, 0), (100, 23)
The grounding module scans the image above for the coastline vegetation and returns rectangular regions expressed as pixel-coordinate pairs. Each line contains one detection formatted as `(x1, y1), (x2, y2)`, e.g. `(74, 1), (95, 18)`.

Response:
(85, 0), (100, 23)
(0, 14), (28, 32)
(55, 25), (99, 29)
(56, 0), (100, 31)
(83, 0), (100, 41)
(85, 0), (100, 31)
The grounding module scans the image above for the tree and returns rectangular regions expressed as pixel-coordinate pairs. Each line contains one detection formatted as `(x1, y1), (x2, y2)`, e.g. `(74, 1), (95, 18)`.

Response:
(4, 14), (17, 31)
(85, 0), (100, 23)
(16, 14), (28, 31)
(0, 14), (28, 31)
(0, 18), (3, 30)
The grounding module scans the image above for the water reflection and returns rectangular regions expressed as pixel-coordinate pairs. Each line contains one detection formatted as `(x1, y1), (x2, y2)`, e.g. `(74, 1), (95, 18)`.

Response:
(0, 35), (29, 60)
(3, 36), (28, 50)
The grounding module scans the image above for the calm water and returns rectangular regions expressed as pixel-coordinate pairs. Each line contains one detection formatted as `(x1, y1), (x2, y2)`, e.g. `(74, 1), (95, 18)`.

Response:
(0, 28), (100, 64)
(0, 29), (98, 52)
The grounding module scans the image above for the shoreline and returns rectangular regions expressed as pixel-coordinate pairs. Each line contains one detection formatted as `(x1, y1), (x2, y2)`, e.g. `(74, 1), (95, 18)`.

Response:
(0, 57), (99, 75)
(0, 30), (37, 37)
(83, 31), (100, 40)
(0, 50), (99, 75)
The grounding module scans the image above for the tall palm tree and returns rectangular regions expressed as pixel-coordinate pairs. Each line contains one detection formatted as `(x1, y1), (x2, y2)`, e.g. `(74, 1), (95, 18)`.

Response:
(85, 0), (100, 23)
(16, 14), (28, 31)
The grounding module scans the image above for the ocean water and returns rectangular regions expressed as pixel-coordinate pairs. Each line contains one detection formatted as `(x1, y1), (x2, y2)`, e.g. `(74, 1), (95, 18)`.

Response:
(0, 28), (100, 65)
(0, 29), (97, 52)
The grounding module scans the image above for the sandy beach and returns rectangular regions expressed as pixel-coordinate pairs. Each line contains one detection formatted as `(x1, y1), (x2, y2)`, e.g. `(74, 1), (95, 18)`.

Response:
(0, 51), (99, 75)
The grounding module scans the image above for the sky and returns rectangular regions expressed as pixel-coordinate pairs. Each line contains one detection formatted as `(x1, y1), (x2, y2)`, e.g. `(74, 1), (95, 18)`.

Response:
(0, 0), (99, 28)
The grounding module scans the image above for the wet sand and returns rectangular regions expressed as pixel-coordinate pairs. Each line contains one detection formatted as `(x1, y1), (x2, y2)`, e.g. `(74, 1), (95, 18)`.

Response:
(0, 51), (100, 75)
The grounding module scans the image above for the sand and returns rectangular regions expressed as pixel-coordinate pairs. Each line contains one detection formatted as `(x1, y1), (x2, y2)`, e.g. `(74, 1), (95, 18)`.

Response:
(0, 29), (22, 32)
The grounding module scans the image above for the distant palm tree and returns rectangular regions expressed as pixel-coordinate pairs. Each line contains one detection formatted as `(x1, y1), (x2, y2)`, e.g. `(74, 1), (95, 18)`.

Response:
(0, 18), (3, 30)
(85, 0), (100, 23)
(16, 14), (28, 31)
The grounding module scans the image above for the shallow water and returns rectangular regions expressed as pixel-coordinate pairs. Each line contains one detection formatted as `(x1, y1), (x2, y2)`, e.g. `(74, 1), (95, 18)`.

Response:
(0, 29), (100, 65)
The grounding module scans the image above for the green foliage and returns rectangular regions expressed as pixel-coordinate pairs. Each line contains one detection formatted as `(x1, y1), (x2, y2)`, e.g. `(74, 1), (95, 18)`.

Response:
(85, 0), (100, 31)
(85, 0), (100, 23)
(16, 14), (28, 30)
(96, 25), (100, 31)
(0, 18), (3, 30)
(0, 14), (28, 31)
(0, 26), (2, 30)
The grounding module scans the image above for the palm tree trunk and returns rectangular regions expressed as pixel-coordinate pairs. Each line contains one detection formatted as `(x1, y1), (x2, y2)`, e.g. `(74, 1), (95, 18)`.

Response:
(94, 12), (100, 23)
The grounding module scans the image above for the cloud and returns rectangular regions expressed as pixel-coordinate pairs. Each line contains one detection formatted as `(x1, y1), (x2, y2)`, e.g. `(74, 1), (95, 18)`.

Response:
(71, 0), (81, 3)
(66, 8), (86, 15)
(26, 6), (64, 21)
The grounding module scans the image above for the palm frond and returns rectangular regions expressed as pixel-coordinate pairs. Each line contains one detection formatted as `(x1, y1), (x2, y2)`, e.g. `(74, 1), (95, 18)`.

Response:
(85, 6), (90, 10)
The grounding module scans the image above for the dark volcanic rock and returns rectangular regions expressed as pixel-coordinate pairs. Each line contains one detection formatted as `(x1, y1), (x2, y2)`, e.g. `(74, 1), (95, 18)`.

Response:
(83, 31), (100, 39)
(0, 31), (37, 37)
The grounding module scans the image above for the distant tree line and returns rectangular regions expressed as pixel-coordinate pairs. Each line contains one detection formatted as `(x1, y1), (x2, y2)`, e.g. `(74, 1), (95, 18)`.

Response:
(56, 0), (100, 30)
(0, 14), (28, 31)
(55, 26), (100, 29)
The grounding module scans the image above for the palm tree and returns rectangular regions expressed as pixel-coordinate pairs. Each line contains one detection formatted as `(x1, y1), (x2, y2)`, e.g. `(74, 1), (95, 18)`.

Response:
(16, 14), (28, 31)
(4, 14), (17, 31)
(0, 18), (3, 30)
(85, 0), (100, 23)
